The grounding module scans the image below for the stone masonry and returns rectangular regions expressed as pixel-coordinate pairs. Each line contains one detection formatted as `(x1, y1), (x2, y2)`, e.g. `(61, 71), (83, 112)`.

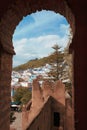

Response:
(22, 79), (74, 130)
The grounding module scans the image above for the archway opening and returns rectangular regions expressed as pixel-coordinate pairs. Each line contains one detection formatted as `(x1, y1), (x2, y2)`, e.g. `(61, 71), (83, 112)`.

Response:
(11, 10), (73, 129)
(13, 10), (72, 67)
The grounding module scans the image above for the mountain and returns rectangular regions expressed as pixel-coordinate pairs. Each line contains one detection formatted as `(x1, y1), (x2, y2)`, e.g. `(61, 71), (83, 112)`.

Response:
(13, 53), (64, 71)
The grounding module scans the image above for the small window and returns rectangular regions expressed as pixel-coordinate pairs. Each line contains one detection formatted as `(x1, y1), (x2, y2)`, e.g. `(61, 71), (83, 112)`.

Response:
(54, 112), (60, 127)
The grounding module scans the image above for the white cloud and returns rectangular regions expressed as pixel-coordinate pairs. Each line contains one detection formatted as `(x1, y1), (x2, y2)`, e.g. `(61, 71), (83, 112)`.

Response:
(12, 10), (71, 67)
(13, 34), (69, 67)
(59, 24), (70, 35)
(13, 10), (67, 39)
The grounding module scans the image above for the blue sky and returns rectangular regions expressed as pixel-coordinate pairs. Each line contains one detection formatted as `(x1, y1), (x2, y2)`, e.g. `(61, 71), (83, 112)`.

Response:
(13, 10), (71, 67)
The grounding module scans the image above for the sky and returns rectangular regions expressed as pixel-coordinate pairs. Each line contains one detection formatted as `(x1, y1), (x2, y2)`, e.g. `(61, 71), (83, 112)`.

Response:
(13, 10), (71, 67)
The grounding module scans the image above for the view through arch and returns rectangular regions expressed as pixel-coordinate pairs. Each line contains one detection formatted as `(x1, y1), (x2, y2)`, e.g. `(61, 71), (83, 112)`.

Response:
(11, 10), (73, 130)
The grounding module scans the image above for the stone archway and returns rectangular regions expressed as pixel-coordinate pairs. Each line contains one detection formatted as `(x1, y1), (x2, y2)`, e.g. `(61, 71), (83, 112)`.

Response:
(0, 0), (75, 53)
(0, 0), (75, 130)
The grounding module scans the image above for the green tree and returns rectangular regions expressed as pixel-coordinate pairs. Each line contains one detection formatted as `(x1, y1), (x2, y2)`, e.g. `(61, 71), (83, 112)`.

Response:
(52, 44), (61, 80)
(13, 87), (32, 105)
(48, 44), (64, 81)
(21, 91), (32, 104)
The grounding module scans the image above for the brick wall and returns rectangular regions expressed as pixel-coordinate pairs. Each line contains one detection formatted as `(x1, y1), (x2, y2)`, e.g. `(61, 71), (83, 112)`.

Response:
(0, 49), (13, 130)
(23, 96), (65, 130)
(26, 97), (52, 130)
(22, 79), (66, 130)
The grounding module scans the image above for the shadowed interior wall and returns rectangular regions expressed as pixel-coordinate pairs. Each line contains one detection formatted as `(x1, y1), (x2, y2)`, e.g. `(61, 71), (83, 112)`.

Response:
(0, 48), (13, 130)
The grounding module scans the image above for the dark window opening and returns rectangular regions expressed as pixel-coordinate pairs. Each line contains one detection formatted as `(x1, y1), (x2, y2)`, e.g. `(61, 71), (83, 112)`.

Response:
(54, 112), (60, 127)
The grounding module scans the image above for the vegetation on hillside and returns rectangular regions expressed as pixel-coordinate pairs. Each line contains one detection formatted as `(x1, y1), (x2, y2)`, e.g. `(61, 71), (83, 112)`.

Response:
(13, 52), (64, 71)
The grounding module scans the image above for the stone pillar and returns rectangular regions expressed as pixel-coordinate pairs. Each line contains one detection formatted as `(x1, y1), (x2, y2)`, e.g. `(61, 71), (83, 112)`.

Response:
(0, 47), (14, 130)
(53, 80), (65, 105)
(32, 79), (43, 108)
